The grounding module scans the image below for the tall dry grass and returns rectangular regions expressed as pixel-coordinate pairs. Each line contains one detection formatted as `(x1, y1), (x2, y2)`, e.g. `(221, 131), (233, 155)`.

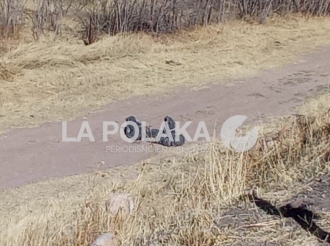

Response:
(1, 95), (330, 245)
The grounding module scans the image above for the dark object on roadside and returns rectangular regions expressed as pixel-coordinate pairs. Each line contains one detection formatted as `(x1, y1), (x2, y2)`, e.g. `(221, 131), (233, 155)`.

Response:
(124, 116), (143, 140)
(124, 115), (185, 147)
(158, 116), (185, 147)
(124, 116), (158, 141)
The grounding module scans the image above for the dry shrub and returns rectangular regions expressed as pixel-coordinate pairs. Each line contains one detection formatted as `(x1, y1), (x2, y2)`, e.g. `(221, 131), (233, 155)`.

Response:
(78, 0), (330, 44)
(26, 0), (64, 41)
(246, 113), (330, 187)
(1, 0), (330, 43)
(0, 0), (24, 39)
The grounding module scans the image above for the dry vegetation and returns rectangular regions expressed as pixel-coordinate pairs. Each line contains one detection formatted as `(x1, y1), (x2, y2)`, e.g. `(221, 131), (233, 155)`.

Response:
(0, 1), (330, 134)
(1, 94), (330, 245)
(1, 0), (330, 245)
(0, 18), (330, 134)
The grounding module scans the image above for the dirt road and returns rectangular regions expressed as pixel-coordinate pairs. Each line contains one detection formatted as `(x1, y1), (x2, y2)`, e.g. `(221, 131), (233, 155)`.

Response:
(0, 46), (329, 190)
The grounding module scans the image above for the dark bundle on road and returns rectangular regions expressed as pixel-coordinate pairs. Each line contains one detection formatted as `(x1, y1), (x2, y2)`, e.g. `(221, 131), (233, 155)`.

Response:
(124, 115), (185, 147)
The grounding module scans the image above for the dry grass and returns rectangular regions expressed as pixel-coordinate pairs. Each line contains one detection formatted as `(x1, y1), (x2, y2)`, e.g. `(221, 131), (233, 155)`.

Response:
(1, 6), (330, 246)
(1, 93), (330, 245)
(1, 15), (330, 133)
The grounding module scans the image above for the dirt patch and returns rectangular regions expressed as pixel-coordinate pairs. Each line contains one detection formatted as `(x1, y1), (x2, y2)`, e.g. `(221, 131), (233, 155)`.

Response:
(1, 45), (330, 190)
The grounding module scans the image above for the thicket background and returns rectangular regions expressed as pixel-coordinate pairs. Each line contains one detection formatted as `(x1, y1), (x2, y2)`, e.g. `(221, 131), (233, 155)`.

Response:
(0, 0), (330, 45)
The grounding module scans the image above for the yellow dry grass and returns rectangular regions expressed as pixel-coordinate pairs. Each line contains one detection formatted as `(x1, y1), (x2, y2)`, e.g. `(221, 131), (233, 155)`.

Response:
(1, 15), (330, 133)
(1, 93), (330, 245)
(1, 12), (330, 246)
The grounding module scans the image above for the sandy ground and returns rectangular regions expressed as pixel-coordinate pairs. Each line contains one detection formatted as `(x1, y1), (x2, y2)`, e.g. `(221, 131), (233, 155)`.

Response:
(0, 45), (330, 190)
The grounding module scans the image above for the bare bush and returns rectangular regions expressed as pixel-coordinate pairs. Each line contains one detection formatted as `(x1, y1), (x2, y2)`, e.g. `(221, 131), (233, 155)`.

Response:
(1, 0), (330, 43)
(26, 0), (63, 40)
(0, 0), (24, 39)
(79, 0), (232, 45)
(77, 0), (330, 45)
(237, 0), (330, 19)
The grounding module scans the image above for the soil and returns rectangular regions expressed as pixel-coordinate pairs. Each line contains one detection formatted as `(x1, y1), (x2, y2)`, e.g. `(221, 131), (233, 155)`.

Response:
(0, 46), (330, 190)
